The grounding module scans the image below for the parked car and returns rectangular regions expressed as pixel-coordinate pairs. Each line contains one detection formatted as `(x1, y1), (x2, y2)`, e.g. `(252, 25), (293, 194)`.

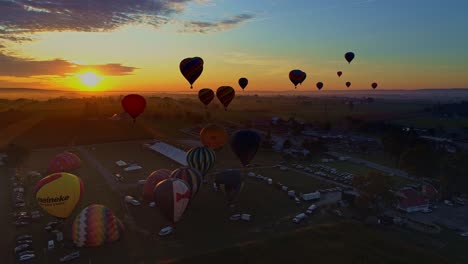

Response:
(459, 231), (468, 237)
(18, 250), (35, 257)
(17, 240), (33, 245)
(15, 244), (31, 254)
(18, 254), (35, 262)
(45, 221), (59, 232)
(306, 204), (318, 214)
(293, 213), (306, 224)
(454, 198), (466, 206)
(124, 196), (141, 206)
(158, 226), (173, 236)
(444, 200), (454, 206)
(15, 202), (26, 208)
(422, 208), (433, 213)
(16, 235), (32, 241)
(15, 221), (30, 227)
(60, 251), (80, 262)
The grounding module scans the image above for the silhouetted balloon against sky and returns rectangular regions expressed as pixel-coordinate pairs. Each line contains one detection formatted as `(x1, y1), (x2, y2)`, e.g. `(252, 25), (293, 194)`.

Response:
(121, 94), (146, 122)
(346, 82), (351, 88)
(316, 82), (324, 90)
(289, 70), (306, 89)
(345, 52), (355, 64)
(337, 71), (342, 77)
(216, 86), (235, 111)
(180, 57), (204, 89)
(372, 82), (378, 89)
(238, 78), (248, 90)
(198, 88), (214, 107)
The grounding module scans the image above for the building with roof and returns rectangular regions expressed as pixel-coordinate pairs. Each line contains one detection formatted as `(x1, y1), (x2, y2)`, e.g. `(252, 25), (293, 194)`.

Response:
(396, 188), (430, 213)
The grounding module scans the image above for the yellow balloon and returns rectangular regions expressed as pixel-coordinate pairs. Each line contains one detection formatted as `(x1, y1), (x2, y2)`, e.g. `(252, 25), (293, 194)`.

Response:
(35, 172), (84, 218)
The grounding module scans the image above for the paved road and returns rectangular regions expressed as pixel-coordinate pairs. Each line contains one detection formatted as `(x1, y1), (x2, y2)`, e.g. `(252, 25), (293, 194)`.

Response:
(326, 151), (414, 180)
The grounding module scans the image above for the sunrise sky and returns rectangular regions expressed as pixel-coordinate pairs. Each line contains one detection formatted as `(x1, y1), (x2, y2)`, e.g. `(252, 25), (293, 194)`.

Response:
(0, 0), (467, 92)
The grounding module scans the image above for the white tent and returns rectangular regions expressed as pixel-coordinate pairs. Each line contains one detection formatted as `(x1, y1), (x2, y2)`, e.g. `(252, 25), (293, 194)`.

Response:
(116, 160), (127, 167)
(148, 141), (188, 166)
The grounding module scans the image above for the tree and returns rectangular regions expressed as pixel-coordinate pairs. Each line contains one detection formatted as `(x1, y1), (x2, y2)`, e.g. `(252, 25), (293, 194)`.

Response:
(439, 152), (468, 197)
(399, 143), (438, 179)
(5, 144), (30, 168)
(352, 172), (395, 213)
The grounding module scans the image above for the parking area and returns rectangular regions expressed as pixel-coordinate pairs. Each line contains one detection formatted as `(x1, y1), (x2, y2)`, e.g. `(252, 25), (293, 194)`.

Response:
(406, 204), (468, 232)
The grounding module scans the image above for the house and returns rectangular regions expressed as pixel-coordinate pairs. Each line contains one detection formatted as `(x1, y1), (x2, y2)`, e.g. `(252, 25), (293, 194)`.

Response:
(421, 182), (439, 201)
(396, 188), (429, 213)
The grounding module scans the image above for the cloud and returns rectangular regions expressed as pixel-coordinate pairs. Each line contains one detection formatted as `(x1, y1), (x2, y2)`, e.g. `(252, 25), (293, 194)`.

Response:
(180, 14), (255, 33)
(0, 53), (137, 77)
(0, 0), (199, 42)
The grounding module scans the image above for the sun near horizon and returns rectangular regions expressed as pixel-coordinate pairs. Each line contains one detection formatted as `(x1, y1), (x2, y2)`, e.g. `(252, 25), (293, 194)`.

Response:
(75, 71), (103, 90)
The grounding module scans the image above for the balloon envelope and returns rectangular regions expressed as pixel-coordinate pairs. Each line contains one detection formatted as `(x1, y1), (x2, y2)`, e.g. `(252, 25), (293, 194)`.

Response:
(372, 82), (378, 89)
(170, 167), (202, 198)
(200, 124), (228, 150)
(198, 88), (215, 107)
(346, 82), (351, 88)
(180, 57), (204, 89)
(289, 70), (306, 88)
(186, 147), (216, 177)
(215, 169), (244, 203)
(345, 52), (355, 64)
(216, 86), (235, 110)
(153, 178), (191, 224)
(337, 71), (342, 77)
(47, 152), (81, 174)
(230, 129), (261, 167)
(316, 82), (324, 90)
(121, 94), (146, 120)
(238, 78), (248, 90)
(35, 172), (84, 218)
(72, 204), (124, 247)
(143, 169), (172, 202)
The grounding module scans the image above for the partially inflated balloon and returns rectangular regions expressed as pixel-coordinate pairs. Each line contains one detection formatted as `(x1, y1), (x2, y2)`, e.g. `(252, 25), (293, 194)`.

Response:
(316, 82), (324, 90)
(345, 52), (355, 64)
(170, 167), (202, 198)
(200, 124), (228, 150)
(215, 169), (244, 203)
(180, 57), (204, 89)
(346, 82), (351, 88)
(337, 71), (342, 77)
(289, 70), (306, 88)
(153, 178), (191, 224)
(198, 88), (214, 107)
(143, 169), (172, 202)
(230, 130), (261, 167)
(72, 204), (124, 247)
(238, 78), (248, 90)
(48, 152), (81, 174)
(35, 173), (84, 218)
(121, 94), (146, 122)
(372, 82), (378, 89)
(216, 86), (235, 111)
(186, 147), (216, 177)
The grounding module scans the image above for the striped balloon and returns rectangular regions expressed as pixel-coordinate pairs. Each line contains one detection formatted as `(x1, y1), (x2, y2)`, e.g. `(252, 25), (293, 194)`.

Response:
(72, 204), (124, 247)
(47, 152), (81, 174)
(198, 88), (215, 107)
(289, 69), (306, 88)
(143, 169), (172, 202)
(180, 57), (204, 89)
(170, 167), (203, 198)
(186, 147), (216, 177)
(216, 86), (235, 111)
(153, 178), (190, 223)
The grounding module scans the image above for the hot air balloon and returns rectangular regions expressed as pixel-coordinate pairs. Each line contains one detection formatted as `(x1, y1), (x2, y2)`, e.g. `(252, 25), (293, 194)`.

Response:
(198, 88), (214, 107)
(180, 57), (204, 89)
(186, 147), (216, 177)
(316, 82), (324, 90)
(121, 94), (146, 122)
(346, 82), (351, 88)
(72, 204), (124, 247)
(238, 78), (248, 91)
(200, 124), (229, 150)
(47, 152), (81, 174)
(153, 178), (191, 224)
(289, 70), (306, 88)
(337, 71), (342, 77)
(170, 167), (202, 198)
(216, 86), (235, 111)
(345, 52), (355, 64)
(230, 129), (261, 167)
(214, 169), (244, 204)
(35, 173), (84, 219)
(372, 82), (378, 89)
(142, 169), (172, 202)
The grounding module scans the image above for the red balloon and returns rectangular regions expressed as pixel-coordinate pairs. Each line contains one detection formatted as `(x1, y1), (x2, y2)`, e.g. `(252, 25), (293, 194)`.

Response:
(346, 82), (351, 88)
(337, 71), (342, 77)
(121, 94), (146, 121)
(372, 82), (378, 89)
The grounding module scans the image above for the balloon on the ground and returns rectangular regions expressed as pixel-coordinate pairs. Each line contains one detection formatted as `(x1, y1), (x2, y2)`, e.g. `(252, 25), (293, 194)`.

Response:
(121, 94), (146, 122)
(337, 71), (342, 77)
(372, 82), (378, 89)
(289, 70), (306, 88)
(216, 86), (235, 111)
(143, 169), (172, 202)
(214, 169), (244, 203)
(180, 57), (204, 89)
(72, 204), (124, 247)
(346, 82), (351, 88)
(200, 124), (228, 150)
(316, 82), (324, 90)
(198, 88), (215, 107)
(35, 173), (84, 219)
(170, 167), (202, 198)
(186, 147), (216, 177)
(230, 129), (261, 167)
(47, 152), (81, 174)
(238, 78), (248, 90)
(153, 178), (191, 224)
(345, 52), (355, 64)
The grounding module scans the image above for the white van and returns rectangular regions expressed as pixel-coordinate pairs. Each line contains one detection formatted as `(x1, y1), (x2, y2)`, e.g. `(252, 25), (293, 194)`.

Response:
(48, 240), (55, 250)
(293, 213), (306, 224)
(306, 204), (317, 214)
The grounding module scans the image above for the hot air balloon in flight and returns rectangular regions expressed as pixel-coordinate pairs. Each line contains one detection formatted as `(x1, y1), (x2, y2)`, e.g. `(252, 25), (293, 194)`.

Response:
(216, 86), (235, 111)
(345, 52), (355, 64)
(121, 94), (146, 123)
(72, 204), (124, 247)
(200, 124), (229, 150)
(372, 82), (378, 89)
(180, 57), (204, 89)
(153, 178), (191, 224)
(170, 167), (202, 198)
(238, 78), (248, 91)
(215, 169), (244, 204)
(186, 147), (216, 178)
(337, 71), (342, 77)
(35, 172), (84, 219)
(142, 169), (172, 202)
(198, 88), (214, 107)
(230, 129), (261, 167)
(346, 82), (351, 88)
(289, 70), (306, 88)
(47, 152), (81, 174)
(316, 82), (324, 90)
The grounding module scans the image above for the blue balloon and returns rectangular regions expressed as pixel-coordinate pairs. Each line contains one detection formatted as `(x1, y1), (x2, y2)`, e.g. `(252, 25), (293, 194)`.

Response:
(345, 52), (355, 64)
